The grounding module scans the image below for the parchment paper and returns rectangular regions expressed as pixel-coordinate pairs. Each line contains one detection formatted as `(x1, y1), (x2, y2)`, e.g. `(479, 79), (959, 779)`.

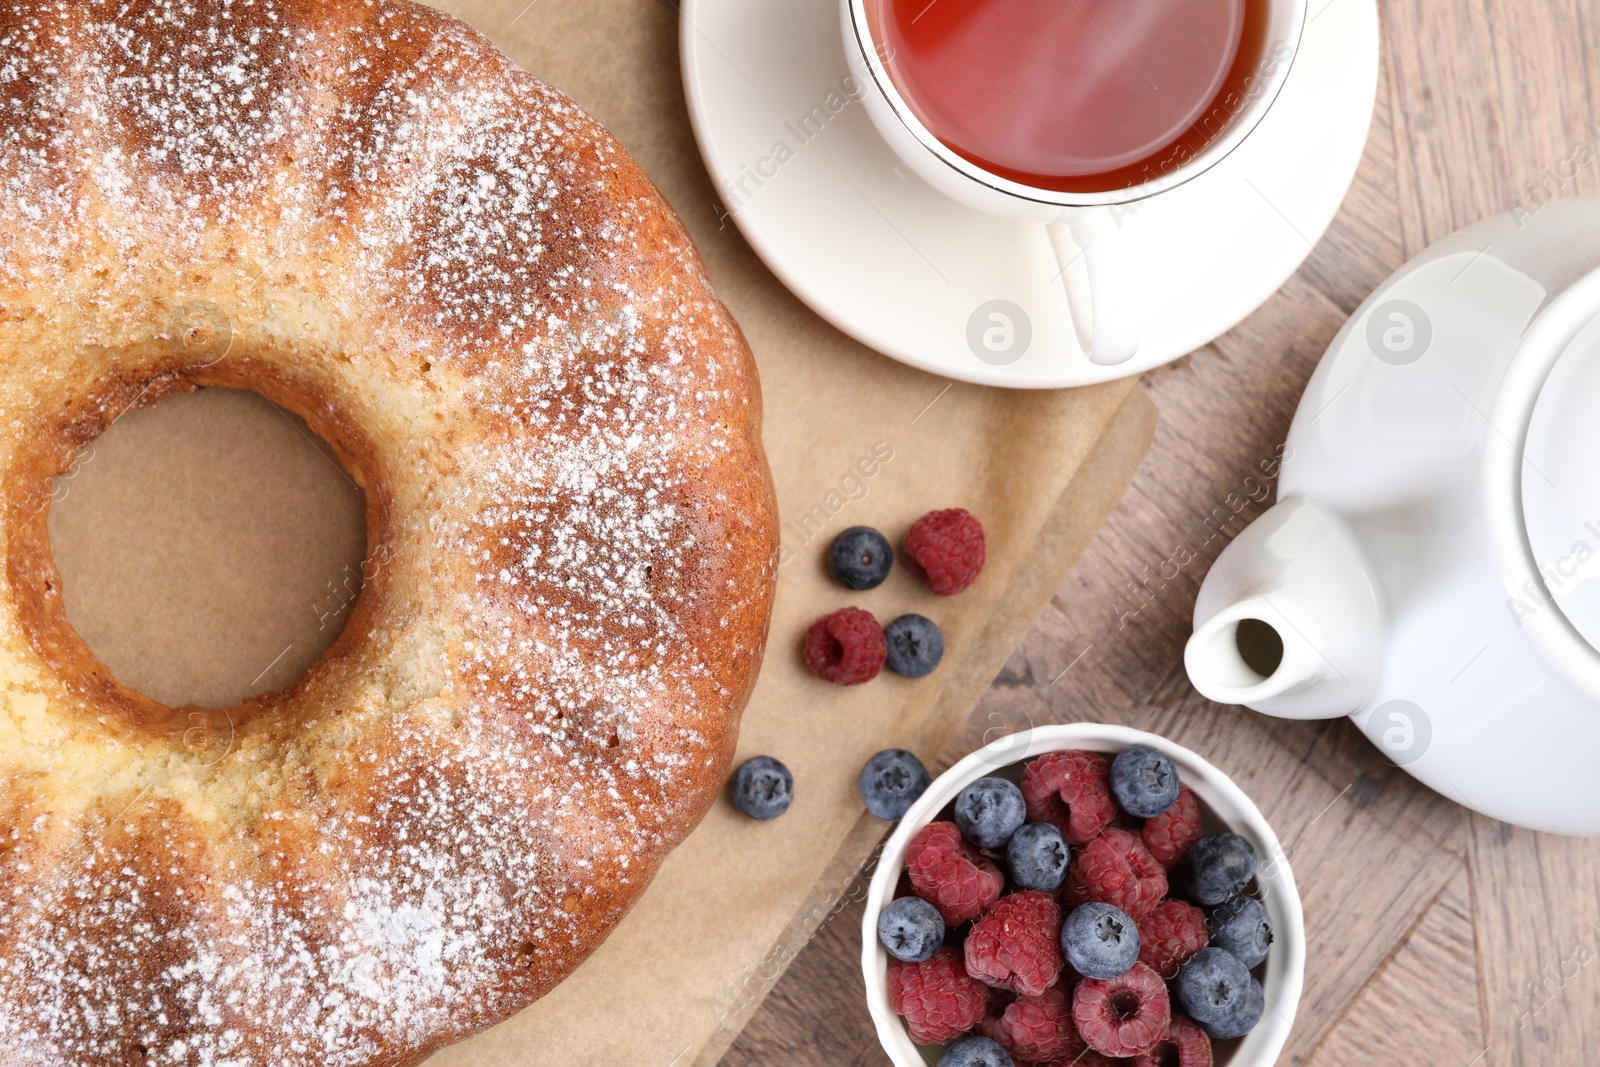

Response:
(43, 1), (1159, 1064)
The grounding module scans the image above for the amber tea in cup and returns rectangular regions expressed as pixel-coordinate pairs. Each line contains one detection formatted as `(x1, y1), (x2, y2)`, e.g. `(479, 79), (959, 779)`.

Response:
(874, 0), (1277, 193)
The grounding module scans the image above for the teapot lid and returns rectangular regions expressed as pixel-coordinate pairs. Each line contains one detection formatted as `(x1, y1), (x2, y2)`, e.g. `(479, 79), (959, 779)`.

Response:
(1522, 311), (1600, 650)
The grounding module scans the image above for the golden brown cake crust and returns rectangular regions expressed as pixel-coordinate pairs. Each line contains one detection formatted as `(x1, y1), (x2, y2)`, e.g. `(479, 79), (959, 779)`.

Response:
(0, 1), (778, 1063)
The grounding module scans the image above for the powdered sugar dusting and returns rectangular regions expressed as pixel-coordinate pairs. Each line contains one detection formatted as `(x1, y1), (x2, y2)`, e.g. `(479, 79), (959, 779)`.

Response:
(0, 0), (775, 1064)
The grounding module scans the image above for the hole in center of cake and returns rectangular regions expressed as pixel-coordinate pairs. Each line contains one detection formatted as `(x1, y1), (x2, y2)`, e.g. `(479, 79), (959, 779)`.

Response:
(46, 387), (369, 709)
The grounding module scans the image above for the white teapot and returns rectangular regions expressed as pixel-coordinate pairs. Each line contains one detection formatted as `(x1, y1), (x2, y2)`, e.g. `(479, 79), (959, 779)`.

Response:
(1185, 196), (1600, 836)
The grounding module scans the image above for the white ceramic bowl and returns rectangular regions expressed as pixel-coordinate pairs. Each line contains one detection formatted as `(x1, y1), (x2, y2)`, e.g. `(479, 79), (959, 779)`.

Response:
(861, 724), (1305, 1066)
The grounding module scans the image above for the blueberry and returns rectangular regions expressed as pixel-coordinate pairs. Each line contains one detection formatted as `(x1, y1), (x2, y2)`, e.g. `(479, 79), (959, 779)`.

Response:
(1208, 895), (1273, 968)
(877, 896), (946, 963)
(1109, 744), (1181, 818)
(858, 748), (931, 821)
(937, 1035), (1013, 1067)
(730, 756), (793, 821)
(953, 777), (1026, 849)
(1175, 947), (1266, 1039)
(1006, 822), (1070, 891)
(829, 525), (893, 590)
(1061, 901), (1140, 980)
(883, 614), (945, 678)
(1180, 832), (1258, 906)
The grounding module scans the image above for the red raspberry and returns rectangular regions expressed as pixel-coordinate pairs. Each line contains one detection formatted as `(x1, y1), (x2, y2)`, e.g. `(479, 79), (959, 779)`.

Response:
(1130, 1014), (1214, 1067)
(1062, 828), (1168, 920)
(963, 890), (1063, 997)
(888, 947), (990, 1045)
(1143, 785), (1203, 869)
(981, 986), (1076, 1062)
(1020, 750), (1117, 847)
(904, 508), (986, 595)
(905, 821), (1004, 925)
(1072, 961), (1172, 1057)
(804, 607), (886, 685)
(1137, 899), (1209, 980)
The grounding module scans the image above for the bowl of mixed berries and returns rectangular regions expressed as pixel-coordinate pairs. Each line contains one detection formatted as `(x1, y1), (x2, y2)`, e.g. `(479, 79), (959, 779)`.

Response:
(861, 724), (1303, 1067)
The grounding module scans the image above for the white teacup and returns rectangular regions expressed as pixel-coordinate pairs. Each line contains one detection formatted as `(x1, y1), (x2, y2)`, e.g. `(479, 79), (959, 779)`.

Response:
(841, 0), (1308, 366)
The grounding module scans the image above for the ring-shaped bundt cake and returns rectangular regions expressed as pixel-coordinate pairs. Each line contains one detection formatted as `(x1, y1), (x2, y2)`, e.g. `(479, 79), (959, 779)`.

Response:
(0, 0), (778, 1062)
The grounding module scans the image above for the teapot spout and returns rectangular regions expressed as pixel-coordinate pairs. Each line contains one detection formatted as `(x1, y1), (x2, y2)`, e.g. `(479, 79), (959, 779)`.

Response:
(1185, 497), (1382, 719)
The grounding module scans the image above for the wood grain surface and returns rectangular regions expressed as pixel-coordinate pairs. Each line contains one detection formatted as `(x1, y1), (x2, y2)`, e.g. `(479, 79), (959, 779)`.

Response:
(718, 0), (1600, 1064)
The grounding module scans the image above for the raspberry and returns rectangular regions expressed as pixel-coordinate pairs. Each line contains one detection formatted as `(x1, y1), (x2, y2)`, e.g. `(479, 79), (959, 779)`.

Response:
(904, 508), (986, 595)
(1021, 750), (1116, 847)
(889, 947), (990, 1045)
(963, 891), (1064, 997)
(905, 821), (1005, 925)
(804, 607), (886, 685)
(982, 986), (1076, 1062)
(1130, 1014), (1214, 1067)
(1143, 785), (1202, 869)
(1138, 899), (1209, 980)
(1063, 828), (1169, 920)
(1073, 961), (1172, 1057)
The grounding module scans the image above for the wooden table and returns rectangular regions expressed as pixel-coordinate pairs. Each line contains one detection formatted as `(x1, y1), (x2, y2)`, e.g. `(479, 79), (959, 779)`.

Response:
(720, 1), (1600, 1064)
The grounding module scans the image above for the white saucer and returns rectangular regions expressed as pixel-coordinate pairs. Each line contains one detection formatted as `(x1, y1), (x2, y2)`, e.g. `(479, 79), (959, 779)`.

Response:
(680, 0), (1379, 388)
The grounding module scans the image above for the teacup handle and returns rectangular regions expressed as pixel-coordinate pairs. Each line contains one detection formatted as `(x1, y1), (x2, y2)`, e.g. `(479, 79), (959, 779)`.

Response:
(1047, 208), (1139, 367)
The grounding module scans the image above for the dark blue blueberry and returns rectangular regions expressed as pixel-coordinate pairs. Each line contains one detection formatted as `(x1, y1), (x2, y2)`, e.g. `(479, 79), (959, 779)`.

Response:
(1208, 895), (1273, 969)
(1109, 744), (1181, 818)
(730, 755), (793, 821)
(1175, 947), (1266, 1039)
(937, 1035), (1013, 1067)
(877, 896), (946, 963)
(858, 748), (932, 821)
(953, 776), (1026, 849)
(883, 614), (945, 678)
(1006, 822), (1070, 892)
(1180, 832), (1258, 906)
(1061, 901), (1140, 980)
(829, 525), (894, 590)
